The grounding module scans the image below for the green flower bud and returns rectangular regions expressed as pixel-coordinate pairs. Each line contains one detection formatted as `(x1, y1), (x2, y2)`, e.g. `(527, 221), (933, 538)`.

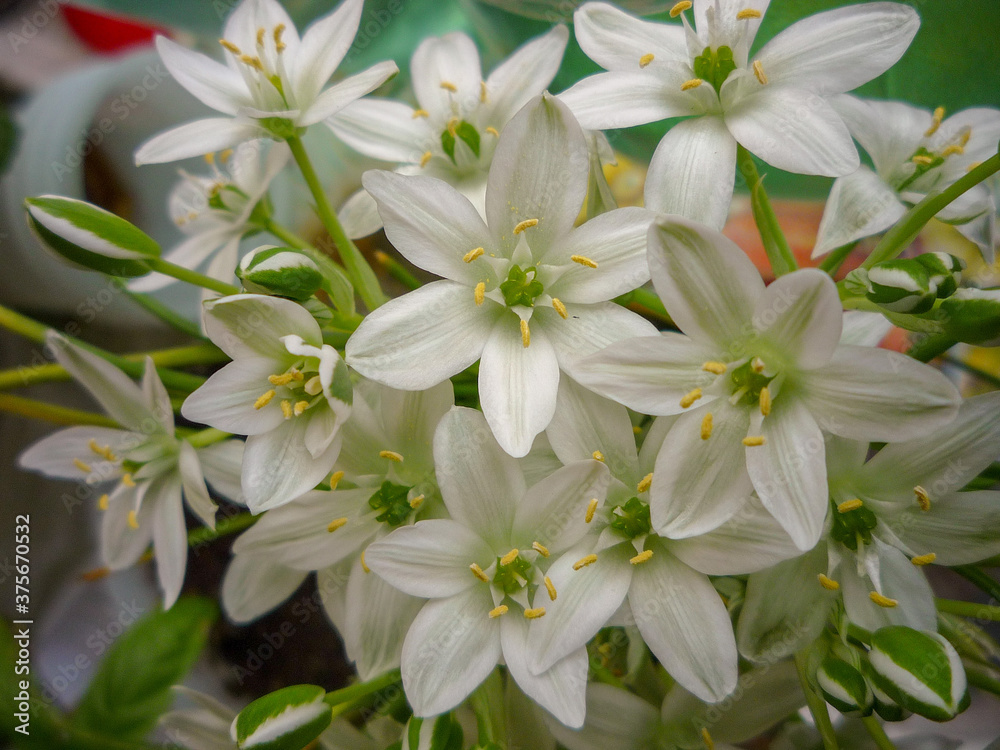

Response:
(866, 626), (970, 722)
(237, 246), (323, 301)
(25, 195), (159, 278)
(402, 714), (464, 750)
(914, 252), (964, 299)
(231, 684), (331, 750)
(865, 260), (936, 313)
(937, 288), (1000, 345)
(817, 656), (873, 715)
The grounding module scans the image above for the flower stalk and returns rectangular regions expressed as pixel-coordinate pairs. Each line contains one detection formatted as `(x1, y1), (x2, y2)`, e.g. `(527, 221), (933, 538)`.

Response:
(737, 145), (798, 277)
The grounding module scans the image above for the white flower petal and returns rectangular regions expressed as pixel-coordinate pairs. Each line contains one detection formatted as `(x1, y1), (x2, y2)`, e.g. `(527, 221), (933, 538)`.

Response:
(839, 539), (936, 632)
(574, 2), (688, 69)
(328, 99), (428, 163)
(513, 459), (610, 554)
(155, 36), (249, 115)
(134, 118), (266, 165)
(221, 554), (307, 623)
(644, 116), (737, 231)
(337, 188), (384, 240)
(377, 380), (455, 472)
(224, 0), (299, 57)
(832, 95), (932, 178)
(178, 441), (217, 529)
(883, 490), (1000, 566)
(291, 0), (363, 105)
(152, 475), (187, 609)
(18, 426), (129, 482)
(754, 269), (842, 369)
(203, 293), (323, 360)
(546, 682), (659, 750)
(411, 32), (482, 115)
(485, 25), (569, 126)
(102, 483), (154, 569)
(181, 358), (286, 436)
(346, 281), (501, 390)
(813, 168), (907, 257)
(300, 61), (399, 126)
(534, 302), (659, 372)
(559, 71), (705, 131)
(839, 311), (893, 348)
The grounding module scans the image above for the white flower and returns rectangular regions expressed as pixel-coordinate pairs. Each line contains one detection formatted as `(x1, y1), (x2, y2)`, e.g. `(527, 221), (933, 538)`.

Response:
(18, 334), (244, 608)
(815, 96), (1000, 260)
(738, 392), (1000, 661)
(529, 378), (799, 702)
(574, 217), (960, 550)
(135, 0), (398, 164)
(182, 294), (351, 512)
(221, 379), (452, 680)
(346, 93), (657, 457)
(561, 0), (919, 229)
(328, 26), (568, 215)
(364, 406), (611, 727)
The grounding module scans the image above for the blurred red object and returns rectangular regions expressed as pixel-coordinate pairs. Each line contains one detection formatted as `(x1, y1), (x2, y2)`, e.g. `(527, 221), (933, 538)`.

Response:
(62, 4), (162, 53)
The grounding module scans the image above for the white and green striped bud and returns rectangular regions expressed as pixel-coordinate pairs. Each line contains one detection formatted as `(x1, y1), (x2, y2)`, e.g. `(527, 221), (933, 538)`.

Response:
(237, 246), (323, 302)
(867, 673), (908, 722)
(231, 684), (331, 750)
(25, 195), (159, 278)
(938, 288), (1000, 345)
(401, 714), (464, 750)
(914, 252), (964, 299)
(864, 260), (937, 313)
(866, 626), (970, 722)
(816, 656), (873, 716)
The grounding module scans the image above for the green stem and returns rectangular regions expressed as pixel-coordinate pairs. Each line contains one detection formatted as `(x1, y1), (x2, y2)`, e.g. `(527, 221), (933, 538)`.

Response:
(145, 257), (240, 296)
(860, 715), (898, 750)
(187, 512), (257, 548)
(906, 333), (957, 362)
(736, 144), (798, 278)
(262, 218), (314, 252)
(374, 250), (422, 291)
(965, 663), (1000, 696)
(0, 393), (119, 427)
(185, 427), (231, 448)
(863, 152), (1000, 269)
(123, 290), (205, 339)
(795, 650), (839, 750)
(936, 598), (1000, 622)
(324, 669), (401, 709)
(468, 668), (506, 747)
(818, 242), (857, 276)
(286, 135), (387, 310)
(622, 286), (673, 326)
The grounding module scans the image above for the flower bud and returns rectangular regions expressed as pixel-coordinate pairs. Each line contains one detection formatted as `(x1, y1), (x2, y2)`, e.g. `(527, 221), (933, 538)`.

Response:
(231, 684), (331, 750)
(937, 288), (1000, 346)
(863, 260), (936, 313)
(402, 714), (464, 750)
(866, 626), (969, 722)
(237, 246), (323, 301)
(816, 656), (873, 715)
(914, 252), (964, 299)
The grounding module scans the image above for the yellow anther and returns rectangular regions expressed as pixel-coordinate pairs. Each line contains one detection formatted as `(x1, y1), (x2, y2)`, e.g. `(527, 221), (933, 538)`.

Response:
(639, 53), (655, 68)
(361, 548), (370, 573)
(701, 727), (715, 750)
(98, 494), (109, 511)
(532, 541), (550, 557)
(925, 106), (945, 137)
(127, 510), (139, 529)
(420, 151), (432, 167)
(273, 23), (286, 47)
(633, 425), (643, 435)
(570, 254), (598, 268)
(239, 55), (264, 71)
(630, 549), (654, 565)
(592, 450), (605, 462)
(73, 458), (93, 473)
(409, 494), (425, 510)
(524, 607), (546, 619)
(941, 144), (965, 157)
(753, 60), (768, 85)
(219, 39), (242, 55)
(327, 517), (348, 533)
(268, 372), (295, 385)
(379, 450), (404, 463)
(440, 80), (458, 92)
(869, 591), (898, 608)
(412, 108), (429, 119)
(737, 8), (762, 19)
(204, 152), (216, 165)
(751, 357), (765, 373)
(597, 643), (614, 657)
(446, 117), (459, 137)
(959, 128), (972, 146)
(475, 282), (485, 306)
(670, 0), (692, 17)
(838, 498), (863, 514)
(701, 413), (714, 440)
(742, 435), (766, 447)
(912, 154), (935, 166)
(489, 604), (509, 618)
(256, 27), (265, 46)
(914, 485), (931, 512)
(759, 386), (772, 417)
(520, 319), (531, 348)
(585, 498), (599, 523)
(817, 574), (840, 591)
(485, 126), (500, 137)
(544, 576), (558, 600)
(500, 549), (520, 566)
(637, 473), (653, 494)
(470, 563), (489, 582)
(681, 78), (703, 91)
(967, 161), (983, 172)
(679, 387), (703, 408)
(911, 552), (937, 566)
(329, 470), (345, 490)
(514, 218), (539, 234)
(219, 149), (234, 163)
(121, 473), (136, 488)
(254, 389), (276, 410)
(702, 361), (727, 374)
(280, 400), (293, 419)
(293, 400), (309, 416)
(551, 298), (568, 319)
(573, 554), (598, 570)
(463, 247), (485, 263)
(480, 80), (489, 102)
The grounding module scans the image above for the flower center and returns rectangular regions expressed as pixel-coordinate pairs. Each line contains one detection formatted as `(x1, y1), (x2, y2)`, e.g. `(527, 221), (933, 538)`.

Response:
(610, 496), (652, 540)
(441, 119), (481, 164)
(829, 497), (878, 551)
(896, 114), (973, 192)
(254, 363), (323, 419)
(367, 480), (417, 527)
(693, 45), (737, 94)
(492, 549), (533, 595)
(499, 265), (544, 308)
(727, 356), (776, 407)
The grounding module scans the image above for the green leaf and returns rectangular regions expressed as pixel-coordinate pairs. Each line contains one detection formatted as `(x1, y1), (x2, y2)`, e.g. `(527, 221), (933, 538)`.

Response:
(234, 684), (331, 750)
(72, 597), (217, 741)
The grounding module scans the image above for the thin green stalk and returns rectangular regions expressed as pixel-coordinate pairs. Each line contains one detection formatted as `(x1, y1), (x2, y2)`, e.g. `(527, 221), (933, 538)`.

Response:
(737, 144), (798, 278)
(185, 427), (230, 448)
(324, 669), (402, 709)
(0, 393), (118, 427)
(287, 135), (387, 310)
(965, 663), (1000, 696)
(860, 715), (898, 750)
(145, 257), (240, 295)
(795, 650), (840, 750)
(469, 669), (506, 747)
(374, 250), (422, 291)
(622, 287), (673, 326)
(863, 152), (1000, 269)
(818, 242), (857, 276)
(936, 598), (1000, 622)
(187, 512), (257, 548)
(262, 218), (313, 251)
(123, 290), (205, 339)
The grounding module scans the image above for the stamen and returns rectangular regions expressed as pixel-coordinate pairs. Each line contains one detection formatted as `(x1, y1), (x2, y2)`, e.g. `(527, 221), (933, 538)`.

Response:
(679, 387), (703, 408)
(327, 517), (348, 533)
(127, 510), (139, 529)
(702, 361), (727, 374)
(273, 24), (286, 51)
(514, 218), (539, 234)
(585, 498), (599, 523)
(98, 494), (109, 511)
(817, 573), (840, 591)
(670, 0), (692, 17)
(361, 549), (370, 573)
(412, 108), (429, 119)
(204, 152), (216, 165)
(597, 643), (614, 658)
(702, 727), (715, 750)
(463, 247), (485, 263)
(759, 386), (772, 416)
(293, 400), (309, 416)
(219, 39), (242, 55)
(379, 450), (404, 462)
(751, 357), (765, 373)
(489, 604), (509, 618)
(551, 298), (568, 319)
(737, 8), (762, 19)
(681, 78), (703, 91)
(941, 144), (965, 157)
(474, 282), (485, 306)
(592, 450), (605, 462)
(742, 435), (766, 447)
(219, 149), (234, 163)
(329, 470), (345, 490)
(925, 106), (945, 137)
(446, 117), (459, 137)
(752, 60), (768, 85)
(254, 389), (276, 409)
(420, 151), (432, 167)
(701, 413), (714, 440)
(409, 494), (425, 510)
(837, 498), (863, 513)
(532, 541), (550, 557)
(911, 552), (936, 566)
(959, 128), (972, 147)
(912, 154), (935, 166)
(869, 591), (898, 608)
(633, 425), (643, 435)
(470, 562), (489, 582)
(570, 254), (598, 268)
(573, 554), (598, 570)
(485, 126), (500, 137)
(256, 27), (265, 46)
(914, 485), (931, 512)
(73, 458), (93, 473)
(268, 372), (295, 385)
(630, 550), (654, 565)
(480, 80), (489, 102)
(440, 81), (458, 92)
(500, 548), (520, 566)
(524, 607), (546, 619)
(639, 53), (655, 68)
(637, 473), (653, 494)
(544, 576), (558, 601)
(121, 473), (136, 488)
(520, 319), (531, 348)
(280, 400), (293, 419)
(239, 55), (264, 71)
